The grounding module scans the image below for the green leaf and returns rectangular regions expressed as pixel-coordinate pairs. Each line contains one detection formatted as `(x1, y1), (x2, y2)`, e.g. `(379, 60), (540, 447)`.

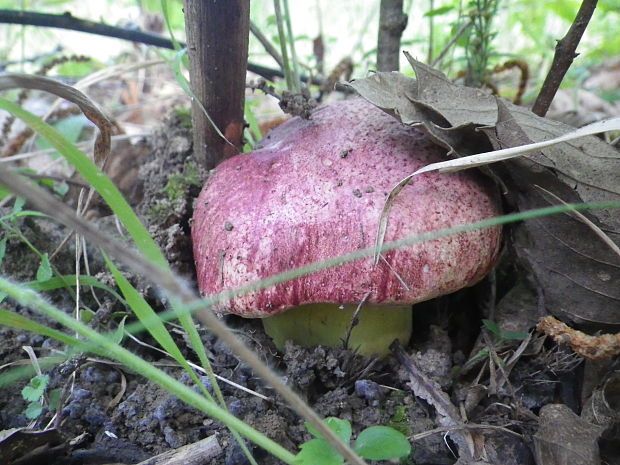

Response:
(111, 315), (127, 345)
(501, 330), (529, 340)
(36, 253), (53, 282)
(24, 402), (43, 419)
(295, 438), (343, 465)
(48, 388), (61, 410)
(353, 426), (411, 460)
(21, 385), (41, 402)
(35, 115), (86, 156)
(305, 417), (352, 443)
(482, 319), (502, 337)
(13, 197), (25, 214)
(0, 184), (9, 200)
(424, 5), (453, 16)
(0, 237), (7, 266)
(54, 181), (69, 197)
(21, 374), (49, 401)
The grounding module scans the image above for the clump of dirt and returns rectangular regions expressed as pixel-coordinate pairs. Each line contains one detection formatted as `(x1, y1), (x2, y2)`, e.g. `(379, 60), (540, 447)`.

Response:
(136, 108), (207, 278)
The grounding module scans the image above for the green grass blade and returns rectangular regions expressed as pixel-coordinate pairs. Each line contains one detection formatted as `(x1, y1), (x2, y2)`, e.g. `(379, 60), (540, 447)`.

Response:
(0, 277), (297, 465)
(26, 275), (126, 303)
(0, 308), (83, 348)
(103, 253), (215, 400)
(0, 97), (166, 269)
(0, 97), (219, 408)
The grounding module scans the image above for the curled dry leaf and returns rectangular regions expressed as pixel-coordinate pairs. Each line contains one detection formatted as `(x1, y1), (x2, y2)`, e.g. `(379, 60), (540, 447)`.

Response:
(391, 341), (477, 462)
(348, 55), (620, 327)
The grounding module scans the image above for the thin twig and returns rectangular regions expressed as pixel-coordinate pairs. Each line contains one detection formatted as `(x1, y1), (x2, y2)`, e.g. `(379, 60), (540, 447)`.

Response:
(431, 18), (473, 68)
(250, 20), (283, 69)
(531, 0), (598, 116)
(0, 9), (294, 84)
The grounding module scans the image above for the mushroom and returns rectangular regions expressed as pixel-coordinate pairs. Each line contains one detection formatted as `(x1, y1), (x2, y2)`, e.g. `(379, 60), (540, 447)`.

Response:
(192, 98), (501, 356)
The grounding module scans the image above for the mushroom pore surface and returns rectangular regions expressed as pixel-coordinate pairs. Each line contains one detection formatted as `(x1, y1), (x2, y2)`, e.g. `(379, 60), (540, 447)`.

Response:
(192, 98), (502, 355)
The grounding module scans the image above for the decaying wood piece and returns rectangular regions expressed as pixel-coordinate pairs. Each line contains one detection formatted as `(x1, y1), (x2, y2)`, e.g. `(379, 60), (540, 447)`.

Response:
(135, 435), (222, 465)
(537, 316), (620, 360)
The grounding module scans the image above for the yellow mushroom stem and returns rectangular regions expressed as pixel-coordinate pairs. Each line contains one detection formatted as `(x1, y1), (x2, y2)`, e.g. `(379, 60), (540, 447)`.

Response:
(261, 303), (413, 357)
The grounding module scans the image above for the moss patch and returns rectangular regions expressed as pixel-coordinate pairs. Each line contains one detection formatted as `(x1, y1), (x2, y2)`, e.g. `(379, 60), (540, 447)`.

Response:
(172, 107), (193, 129)
(162, 161), (201, 203)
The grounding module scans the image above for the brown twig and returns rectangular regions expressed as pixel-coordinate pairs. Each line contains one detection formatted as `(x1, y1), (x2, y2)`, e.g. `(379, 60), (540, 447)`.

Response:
(531, 0), (598, 116)
(250, 20), (283, 69)
(0, 9), (292, 84)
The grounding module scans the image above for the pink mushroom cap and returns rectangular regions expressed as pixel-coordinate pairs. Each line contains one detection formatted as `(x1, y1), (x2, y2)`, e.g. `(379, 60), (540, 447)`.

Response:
(192, 98), (501, 318)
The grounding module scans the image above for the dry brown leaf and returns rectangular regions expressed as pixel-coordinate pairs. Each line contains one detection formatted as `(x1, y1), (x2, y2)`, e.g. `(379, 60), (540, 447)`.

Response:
(534, 404), (603, 465)
(348, 54), (620, 231)
(348, 56), (620, 328)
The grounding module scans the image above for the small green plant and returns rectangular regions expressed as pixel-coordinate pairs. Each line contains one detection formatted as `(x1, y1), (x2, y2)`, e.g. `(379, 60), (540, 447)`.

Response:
(295, 417), (411, 465)
(21, 374), (59, 419)
(465, 0), (500, 87)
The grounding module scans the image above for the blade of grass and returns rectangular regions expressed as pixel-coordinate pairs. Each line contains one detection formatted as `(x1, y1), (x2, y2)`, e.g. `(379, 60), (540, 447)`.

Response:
(103, 252), (215, 402)
(0, 309), (87, 349)
(27, 275), (126, 304)
(0, 96), (218, 407)
(0, 277), (297, 465)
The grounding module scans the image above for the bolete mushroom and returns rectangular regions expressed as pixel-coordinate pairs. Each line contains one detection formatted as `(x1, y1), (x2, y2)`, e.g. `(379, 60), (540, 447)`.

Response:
(192, 98), (501, 356)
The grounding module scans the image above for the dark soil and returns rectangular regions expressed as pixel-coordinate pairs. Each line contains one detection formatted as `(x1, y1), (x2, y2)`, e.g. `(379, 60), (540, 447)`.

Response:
(1, 110), (618, 465)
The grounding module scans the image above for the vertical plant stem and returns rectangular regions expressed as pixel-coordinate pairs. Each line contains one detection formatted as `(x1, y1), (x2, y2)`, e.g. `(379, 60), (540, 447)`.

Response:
(273, 0), (293, 91)
(531, 0), (598, 116)
(183, 0), (250, 168)
(282, 0), (301, 92)
(465, 0), (498, 87)
(377, 0), (408, 71)
(427, 0), (434, 64)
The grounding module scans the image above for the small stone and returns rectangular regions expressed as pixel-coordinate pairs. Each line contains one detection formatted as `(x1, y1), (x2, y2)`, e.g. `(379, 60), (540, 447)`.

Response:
(72, 388), (91, 401)
(355, 379), (386, 401)
(226, 440), (253, 465)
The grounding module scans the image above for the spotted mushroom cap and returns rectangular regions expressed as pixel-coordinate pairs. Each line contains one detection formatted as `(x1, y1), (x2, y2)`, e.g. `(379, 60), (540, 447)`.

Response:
(192, 98), (502, 317)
